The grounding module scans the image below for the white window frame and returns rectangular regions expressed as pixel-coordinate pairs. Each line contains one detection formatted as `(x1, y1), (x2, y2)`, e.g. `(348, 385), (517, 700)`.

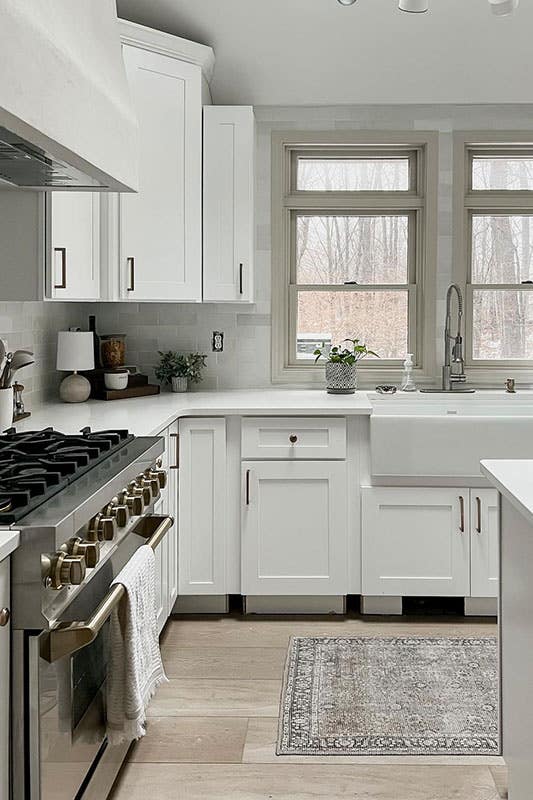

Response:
(454, 132), (533, 384)
(271, 131), (438, 386)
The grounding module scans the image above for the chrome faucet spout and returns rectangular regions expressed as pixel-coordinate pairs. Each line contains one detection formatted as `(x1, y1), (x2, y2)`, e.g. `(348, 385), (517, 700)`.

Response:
(420, 283), (474, 393)
(443, 284), (466, 389)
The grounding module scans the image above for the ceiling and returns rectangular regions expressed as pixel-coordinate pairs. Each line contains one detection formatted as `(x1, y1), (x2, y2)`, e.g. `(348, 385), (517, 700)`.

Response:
(116, 0), (533, 105)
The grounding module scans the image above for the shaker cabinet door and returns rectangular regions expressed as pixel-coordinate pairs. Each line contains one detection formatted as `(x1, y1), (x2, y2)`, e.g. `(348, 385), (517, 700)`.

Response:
(470, 489), (499, 599)
(120, 45), (202, 301)
(178, 418), (227, 595)
(361, 487), (470, 597)
(241, 461), (348, 596)
(0, 559), (9, 800)
(48, 192), (100, 300)
(203, 106), (255, 302)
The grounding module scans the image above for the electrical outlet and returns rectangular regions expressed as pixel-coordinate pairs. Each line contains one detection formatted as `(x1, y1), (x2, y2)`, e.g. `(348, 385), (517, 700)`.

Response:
(212, 331), (224, 353)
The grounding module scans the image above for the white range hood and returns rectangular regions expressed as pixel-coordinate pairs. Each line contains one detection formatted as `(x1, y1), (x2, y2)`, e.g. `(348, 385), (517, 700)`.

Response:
(0, 0), (138, 191)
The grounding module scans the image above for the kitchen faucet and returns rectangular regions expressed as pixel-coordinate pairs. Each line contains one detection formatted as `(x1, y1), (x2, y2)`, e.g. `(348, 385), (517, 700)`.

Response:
(421, 283), (475, 393)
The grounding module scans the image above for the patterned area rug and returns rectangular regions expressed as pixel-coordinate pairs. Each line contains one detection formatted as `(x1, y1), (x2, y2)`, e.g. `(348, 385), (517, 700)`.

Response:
(277, 636), (499, 756)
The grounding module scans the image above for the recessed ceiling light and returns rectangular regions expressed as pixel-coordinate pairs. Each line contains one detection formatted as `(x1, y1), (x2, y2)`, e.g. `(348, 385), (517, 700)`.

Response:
(337, 0), (357, 5)
(488, 0), (519, 15)
(399, 0), (429, 12)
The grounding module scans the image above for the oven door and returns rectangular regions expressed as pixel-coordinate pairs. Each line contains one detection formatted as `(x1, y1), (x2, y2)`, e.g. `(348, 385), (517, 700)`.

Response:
(19, 515), (173, 800)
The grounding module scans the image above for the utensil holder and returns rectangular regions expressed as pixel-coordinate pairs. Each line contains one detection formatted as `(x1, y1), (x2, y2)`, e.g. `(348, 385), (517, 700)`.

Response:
(0, 387), (13, 432)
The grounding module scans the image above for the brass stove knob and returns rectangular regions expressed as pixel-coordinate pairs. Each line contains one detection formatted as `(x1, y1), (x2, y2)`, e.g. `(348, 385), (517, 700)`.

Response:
(64, 538), (100, 568)
(137, 474), (159, 501)
(99, 516), (117, 541)
(118, 490), (143, 517)
(88, 513), (117, 542)
(146, 467), (167, 490)
(52, 553), (86, 589)
(128, 480), (152, 507)
(106, 499), (130, 528)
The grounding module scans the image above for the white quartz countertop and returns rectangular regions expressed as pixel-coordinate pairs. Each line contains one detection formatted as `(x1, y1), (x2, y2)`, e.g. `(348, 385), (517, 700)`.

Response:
(481, 459), (533, 527)
(0, 530), (20, 561)
(14, 389), (373, 436)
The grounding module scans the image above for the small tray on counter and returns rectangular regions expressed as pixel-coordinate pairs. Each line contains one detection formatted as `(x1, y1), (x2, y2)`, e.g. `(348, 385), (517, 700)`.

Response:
(97, 384), (160, 401)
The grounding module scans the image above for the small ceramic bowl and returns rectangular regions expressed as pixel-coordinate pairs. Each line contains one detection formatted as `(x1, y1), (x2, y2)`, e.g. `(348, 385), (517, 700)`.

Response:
(104, 369), (129, 391)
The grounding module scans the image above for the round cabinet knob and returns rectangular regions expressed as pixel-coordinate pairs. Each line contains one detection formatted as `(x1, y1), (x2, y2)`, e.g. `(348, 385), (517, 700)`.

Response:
(289, 434), (298, 444)
(119, 490), (143, 517)
(52, 553), (86, 589)
(65, 538), (100, 568)
(0, 608), (10, 627)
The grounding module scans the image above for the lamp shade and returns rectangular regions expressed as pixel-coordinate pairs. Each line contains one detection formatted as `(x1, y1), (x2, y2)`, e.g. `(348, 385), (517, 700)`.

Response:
(56, 331), (95, 372)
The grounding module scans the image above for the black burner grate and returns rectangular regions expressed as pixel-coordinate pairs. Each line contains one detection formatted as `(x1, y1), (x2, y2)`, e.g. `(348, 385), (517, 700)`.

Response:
(0, 427), (134, 524)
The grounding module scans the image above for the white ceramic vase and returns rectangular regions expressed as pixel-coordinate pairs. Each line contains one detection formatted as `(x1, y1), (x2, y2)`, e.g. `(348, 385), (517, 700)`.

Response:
(171, 376), (188, 393)
(0, 387), (13, 432)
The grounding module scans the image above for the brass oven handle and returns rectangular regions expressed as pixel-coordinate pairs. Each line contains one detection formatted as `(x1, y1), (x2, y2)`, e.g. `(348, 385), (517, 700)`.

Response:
(239, 263), (244, 295)
(475, 496), (482, 533)
(170, 432), (179, 470)
(459, 495), (465, 533)
(53, 247), (67, 289)
(127, 257), (135, 292)
(41, 515), (174, 664)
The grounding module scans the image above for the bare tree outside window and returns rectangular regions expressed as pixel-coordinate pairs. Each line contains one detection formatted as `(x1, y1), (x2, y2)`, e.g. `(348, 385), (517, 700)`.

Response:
(289, 153), (418, 364)
(469, 153), (533, 361)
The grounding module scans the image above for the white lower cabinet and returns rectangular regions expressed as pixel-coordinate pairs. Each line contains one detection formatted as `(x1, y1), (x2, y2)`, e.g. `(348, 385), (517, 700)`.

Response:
(153, 421), (179, 634)
(362, 487), (470, 597)
(0, 558), (9, 800)
(178, 418), (226, 595)
(241, 461), (348, 596)
(470, 489), (499, 599)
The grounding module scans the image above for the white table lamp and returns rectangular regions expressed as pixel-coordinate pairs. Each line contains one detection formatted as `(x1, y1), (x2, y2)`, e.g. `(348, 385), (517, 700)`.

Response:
(57, 331), (94, 403)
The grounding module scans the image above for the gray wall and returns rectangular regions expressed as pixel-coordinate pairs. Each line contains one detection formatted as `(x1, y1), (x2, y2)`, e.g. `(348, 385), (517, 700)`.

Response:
(2, 104), (533, 405)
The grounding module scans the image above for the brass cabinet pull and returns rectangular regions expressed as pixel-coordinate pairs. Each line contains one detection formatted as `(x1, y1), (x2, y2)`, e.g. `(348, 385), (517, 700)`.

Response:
(459, 495), (465, 533)
(41, 515), (174, 663)
(53, 247), (67, 289)
(239, 263), (244, 295)
(289, 434), (298, 444)
(127, 257), (135, 292)
(170, 432), (179, 470)
(475, 496), (482, 533)
(0, 608), (10, 627)
(245, 469), (250, 505)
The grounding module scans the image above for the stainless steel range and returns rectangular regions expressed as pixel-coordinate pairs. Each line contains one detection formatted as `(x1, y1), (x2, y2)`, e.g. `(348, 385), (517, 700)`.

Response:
(2, 427), (172, 800)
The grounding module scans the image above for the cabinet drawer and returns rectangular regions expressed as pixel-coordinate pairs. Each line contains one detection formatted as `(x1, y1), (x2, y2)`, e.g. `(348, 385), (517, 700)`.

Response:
(241, 418), (346, 460)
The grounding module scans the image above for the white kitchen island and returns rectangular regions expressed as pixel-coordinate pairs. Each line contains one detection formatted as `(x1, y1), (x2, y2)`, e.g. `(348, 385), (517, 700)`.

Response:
(481, 459), (533, 800)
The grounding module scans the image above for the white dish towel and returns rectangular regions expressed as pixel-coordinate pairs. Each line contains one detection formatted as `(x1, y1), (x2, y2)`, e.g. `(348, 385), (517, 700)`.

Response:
(106, 544), (167, 745)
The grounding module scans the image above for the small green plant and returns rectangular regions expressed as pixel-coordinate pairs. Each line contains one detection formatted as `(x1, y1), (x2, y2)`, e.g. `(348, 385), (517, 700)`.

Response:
(313, 338), (379, 365)
(155, 351), (207, 386)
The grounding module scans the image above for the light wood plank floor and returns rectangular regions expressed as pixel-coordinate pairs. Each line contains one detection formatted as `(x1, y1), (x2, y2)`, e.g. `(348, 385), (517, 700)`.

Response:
(111, 613), (507, 800)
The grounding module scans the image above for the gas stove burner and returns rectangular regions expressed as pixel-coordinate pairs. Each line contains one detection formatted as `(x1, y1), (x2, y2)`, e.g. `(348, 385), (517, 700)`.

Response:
(0, 426), (135, 524)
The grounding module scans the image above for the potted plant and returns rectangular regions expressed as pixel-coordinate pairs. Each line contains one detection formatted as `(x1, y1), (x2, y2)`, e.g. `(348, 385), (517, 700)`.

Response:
(314, 338), (378, 394)
(155, 351), (207, 393)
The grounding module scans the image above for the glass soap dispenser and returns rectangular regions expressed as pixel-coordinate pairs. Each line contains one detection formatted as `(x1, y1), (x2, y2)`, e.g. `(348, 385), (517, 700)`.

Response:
(400, 353), (417, 392)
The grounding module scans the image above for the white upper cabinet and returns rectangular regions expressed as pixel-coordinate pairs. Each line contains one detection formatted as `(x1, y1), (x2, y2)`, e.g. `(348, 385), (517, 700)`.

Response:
(203, 106), (255, 303)
(47, 192), (100, 300)
(119, 44), (203, 302)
